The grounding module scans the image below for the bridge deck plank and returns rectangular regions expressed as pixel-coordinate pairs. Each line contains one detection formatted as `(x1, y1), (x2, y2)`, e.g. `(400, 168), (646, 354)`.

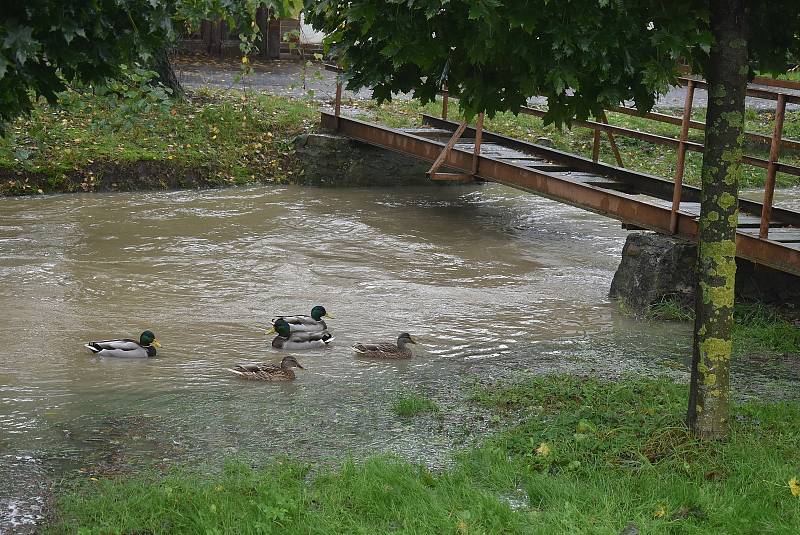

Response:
(738, 228), (800, 242)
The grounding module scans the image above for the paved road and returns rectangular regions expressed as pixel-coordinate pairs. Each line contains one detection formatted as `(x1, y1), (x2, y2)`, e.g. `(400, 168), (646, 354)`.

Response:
(174, 57), (794, 111)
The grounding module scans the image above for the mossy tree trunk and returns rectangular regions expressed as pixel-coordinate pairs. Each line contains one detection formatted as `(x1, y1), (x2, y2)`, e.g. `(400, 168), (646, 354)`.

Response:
(686, 0), (748, 439)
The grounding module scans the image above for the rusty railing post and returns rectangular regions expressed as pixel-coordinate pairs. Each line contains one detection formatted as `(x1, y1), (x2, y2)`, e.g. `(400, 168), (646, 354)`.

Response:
(334, 79), (343, 129)
(442, 85), (449, 120)
(592, 128), (601, 162)
(472, 112), (484, 176)
(760, 93), (787, 239)
(670, 80), (696, 234)
(599, 110), (625, 167)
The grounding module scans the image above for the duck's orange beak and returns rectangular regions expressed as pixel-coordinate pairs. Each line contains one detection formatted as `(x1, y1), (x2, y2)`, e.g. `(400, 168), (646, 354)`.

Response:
(153, 339), (162, 348)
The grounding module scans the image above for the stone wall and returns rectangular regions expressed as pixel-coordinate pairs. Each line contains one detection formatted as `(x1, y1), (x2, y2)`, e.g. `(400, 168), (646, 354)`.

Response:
(293, 133), (435, 186)
(609, 232), (800, 312)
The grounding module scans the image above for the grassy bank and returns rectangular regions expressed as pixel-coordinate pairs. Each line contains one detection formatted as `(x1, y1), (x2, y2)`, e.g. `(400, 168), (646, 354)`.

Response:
(3, 79), (800, 196)
(52, 376), (800, 534)
(0, 83), (316, 195)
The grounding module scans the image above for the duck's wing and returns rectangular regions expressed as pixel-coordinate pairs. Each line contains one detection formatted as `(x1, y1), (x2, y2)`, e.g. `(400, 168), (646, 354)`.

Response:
(85, 339), (139, 353)
(95, 346), (149, 358)
(279, 332), (334, 350)
(288, 331), (334, 343)
(353, 342), (395, 353)
(229, 363), (279, 375)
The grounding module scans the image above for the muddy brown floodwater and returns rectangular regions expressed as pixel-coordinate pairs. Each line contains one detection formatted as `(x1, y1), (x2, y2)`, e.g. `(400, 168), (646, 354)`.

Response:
(2, 183), (799, 531)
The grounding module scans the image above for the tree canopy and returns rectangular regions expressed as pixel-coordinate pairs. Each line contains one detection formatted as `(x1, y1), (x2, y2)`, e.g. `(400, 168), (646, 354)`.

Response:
(0, 1), (174, 129)
(305, 0), (799, 124)
(176, 0), (302, 32)
(0, 1), (305, 131)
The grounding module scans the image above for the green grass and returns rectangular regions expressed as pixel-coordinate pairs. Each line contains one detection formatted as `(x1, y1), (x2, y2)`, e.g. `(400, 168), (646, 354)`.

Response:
(0, 87), (317, 195)
(644, 298), (800, 356)
(391, 393), (440, 417)
(350, 98), (800, 189)
(734, 303), (800, 355)
(645, 296), (695, 322)
(51, 376), (800, 534)
(4, 84), (800, 195)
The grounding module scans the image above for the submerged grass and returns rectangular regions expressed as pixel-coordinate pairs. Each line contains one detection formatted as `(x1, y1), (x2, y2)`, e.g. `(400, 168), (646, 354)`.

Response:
(645, 298), (800, 356)
(391, 393), (440, 417)
(734, 303), (800, 355)
(52, 376), (800, 534)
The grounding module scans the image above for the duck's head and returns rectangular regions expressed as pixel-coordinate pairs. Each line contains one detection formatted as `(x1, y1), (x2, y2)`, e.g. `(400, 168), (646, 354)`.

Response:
(140, 330), (161, 348)
(397, 332), (416, 346)
(281, 355), (304, 369)
(310, 305), (332, 321)
(272, 319), (292, 338)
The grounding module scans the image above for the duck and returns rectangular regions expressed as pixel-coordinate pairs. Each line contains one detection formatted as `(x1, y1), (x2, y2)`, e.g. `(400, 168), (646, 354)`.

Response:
(227, 355), (304, 381)
(271, 319), (334, 349)
(352, 332), (416, 359)
(270, 305), (332, 334)
(84, 330), (161, 358)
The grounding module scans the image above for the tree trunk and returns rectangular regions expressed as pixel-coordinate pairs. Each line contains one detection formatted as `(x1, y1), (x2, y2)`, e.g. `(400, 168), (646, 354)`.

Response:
(267, 16), (281, 59)
(153, 48), (185, 100)
(686, 0), (748, 439)
(256, 6), (269, 58)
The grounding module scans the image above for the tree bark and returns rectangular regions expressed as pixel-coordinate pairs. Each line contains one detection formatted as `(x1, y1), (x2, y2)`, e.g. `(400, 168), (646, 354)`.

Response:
(686, 0), (748, 439)
(256, 6), (269, 58)
(152, 48), (185, 100)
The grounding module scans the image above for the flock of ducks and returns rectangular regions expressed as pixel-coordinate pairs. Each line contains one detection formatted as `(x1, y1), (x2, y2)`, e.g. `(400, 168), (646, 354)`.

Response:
(83, 305), (417, 381)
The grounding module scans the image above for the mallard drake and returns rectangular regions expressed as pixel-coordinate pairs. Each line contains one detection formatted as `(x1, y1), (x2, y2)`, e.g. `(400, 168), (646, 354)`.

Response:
(353, 332), (416, 359)
(227, 355), (305, 381)
(271, 319), (334, 349)
(84, 330), (161, 358)
(270, 305), (332, 333)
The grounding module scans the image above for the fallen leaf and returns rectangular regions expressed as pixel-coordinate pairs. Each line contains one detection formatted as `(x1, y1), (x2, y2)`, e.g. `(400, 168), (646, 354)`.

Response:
(653, 505), (666, 518)
(790, 477), (800, 497)
(536, 442), (550, 456)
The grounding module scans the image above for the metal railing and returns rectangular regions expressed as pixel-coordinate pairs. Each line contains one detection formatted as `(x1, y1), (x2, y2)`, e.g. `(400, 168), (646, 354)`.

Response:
(328, 63), (798, 238)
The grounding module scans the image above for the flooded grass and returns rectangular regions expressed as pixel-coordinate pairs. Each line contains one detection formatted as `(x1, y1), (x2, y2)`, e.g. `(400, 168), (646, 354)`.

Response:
(51, 376), (800, 534)
(391, 393), (441, 417)
(645, 299), (800, 357)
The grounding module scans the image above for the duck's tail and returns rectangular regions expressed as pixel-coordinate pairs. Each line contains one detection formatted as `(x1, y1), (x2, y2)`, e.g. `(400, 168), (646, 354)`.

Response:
(84, 343), (101, 354)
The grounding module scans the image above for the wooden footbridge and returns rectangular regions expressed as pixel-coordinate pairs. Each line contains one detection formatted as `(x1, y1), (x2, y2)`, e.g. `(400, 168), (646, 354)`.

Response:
(321, 76), (800, 278)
